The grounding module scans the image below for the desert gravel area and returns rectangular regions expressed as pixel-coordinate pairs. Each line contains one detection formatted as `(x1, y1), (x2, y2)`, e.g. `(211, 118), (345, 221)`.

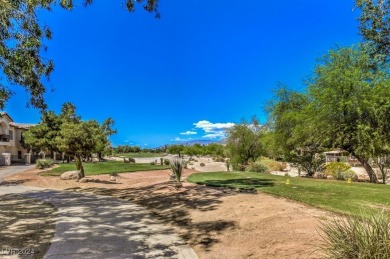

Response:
(6, 165), (330, 258)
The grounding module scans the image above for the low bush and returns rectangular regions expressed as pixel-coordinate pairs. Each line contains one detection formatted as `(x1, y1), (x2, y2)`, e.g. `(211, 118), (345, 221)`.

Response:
(123, 157), (135, 163)
(245, 162), (269, 173)
(170, 158), (185, 187)
(36, 159), (54, 169)
(325, 162), (357, 181)
(150, 161), (156, 165)
(258, 157), (287, 171)
(319, 210), (390, 258)
(200, 163), (205, 167)
(164, 159), (170, 165)
(214, 157), (225, 162)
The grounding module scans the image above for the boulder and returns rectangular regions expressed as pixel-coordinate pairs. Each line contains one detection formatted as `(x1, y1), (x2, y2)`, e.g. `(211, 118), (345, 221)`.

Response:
(79, 178), (101, 183)
(79, 178), (89, 183)
(60, 171), (82, 180)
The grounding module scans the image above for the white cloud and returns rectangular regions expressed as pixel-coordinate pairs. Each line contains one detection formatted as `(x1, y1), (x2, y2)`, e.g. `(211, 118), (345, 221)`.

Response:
(193, 120), (235, 139)
(194, 120), (235, 133)
(173, 137), (192, 142)
(202, 132), (226, 139)
(180, 131), (197, 135)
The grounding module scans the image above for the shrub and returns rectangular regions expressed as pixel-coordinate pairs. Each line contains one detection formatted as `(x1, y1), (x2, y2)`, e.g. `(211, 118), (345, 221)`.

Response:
(200, 163), (205, 167)
(164, 159), (170, 165)
(325, 162), (357, 181)
(170, 158), (185, 187)
(110, 172), (119, 177)
(226, 159), (231, 171)
(245, 162), (269, 173)
(214, 157), (225, 162)
(160, 157), (163, 165)
(258, 157), (287, 171)
(123, 157), (135, 163)
(150, 161), (156, 165)
(319, 210), (390, 258)
(36, 159), (54, 169)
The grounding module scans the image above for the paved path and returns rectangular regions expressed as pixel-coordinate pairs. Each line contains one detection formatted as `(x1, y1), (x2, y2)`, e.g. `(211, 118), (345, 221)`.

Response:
(0, 185), (198, 259)
(0, 165), (35, 182)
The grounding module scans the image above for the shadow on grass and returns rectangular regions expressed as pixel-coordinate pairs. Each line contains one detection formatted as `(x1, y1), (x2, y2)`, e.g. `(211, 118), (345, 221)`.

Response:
(201, 178), (275, 190)
(65, 182), (240, 249)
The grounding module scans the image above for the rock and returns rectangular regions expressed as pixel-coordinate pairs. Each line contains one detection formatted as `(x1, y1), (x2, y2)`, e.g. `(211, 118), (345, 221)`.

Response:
(314, 172), (327, 179)
(78, 178), (101, 183)
(326, 175), (334, 180)
(60, 171), (82, 180)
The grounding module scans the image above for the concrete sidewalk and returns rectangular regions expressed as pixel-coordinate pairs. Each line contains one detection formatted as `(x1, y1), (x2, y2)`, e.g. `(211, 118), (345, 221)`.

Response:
(0, 185), (198, 259)
(0, 165), (35, 182)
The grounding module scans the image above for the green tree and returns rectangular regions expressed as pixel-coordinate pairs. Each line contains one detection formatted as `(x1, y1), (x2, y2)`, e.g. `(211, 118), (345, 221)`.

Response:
(93, 117), (117, 161)
(355, 0), (390, 62)
(269, 47), (390, 181)
(167, 144), (184, 157)
(23, 111), (62, 156)
(57, 120), (98, 177)
(307, 46), (390, 182)
(0, 0), (158, 110)
(225, 118), (264, 171)
(267, 86), (324, 176)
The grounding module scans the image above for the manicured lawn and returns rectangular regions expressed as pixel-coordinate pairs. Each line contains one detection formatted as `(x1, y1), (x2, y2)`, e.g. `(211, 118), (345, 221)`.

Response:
(41, 161), (170, 176)
(188, 171), (390, 216)
(115, 152), (166, 158)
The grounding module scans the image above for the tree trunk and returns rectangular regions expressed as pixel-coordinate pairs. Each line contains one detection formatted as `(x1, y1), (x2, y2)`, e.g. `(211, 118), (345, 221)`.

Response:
(75, 155), (85, 178)
(353, 153), (378, 183)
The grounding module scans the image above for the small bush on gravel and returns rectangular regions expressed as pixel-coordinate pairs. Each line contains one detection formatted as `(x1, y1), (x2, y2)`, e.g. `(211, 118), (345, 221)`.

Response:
(164, 159), (170, 165)
(258, 157), (287, 171)
(245, 162), (269, 173)
(200, 163), (206, 167)
(214, 157), (225, 162)
(36, 159), (54, 169)
(170, 158), (185, 187)
(325, 162), (357, 181)
(319, 210), (390, 258)
(123, 157), (135, 163)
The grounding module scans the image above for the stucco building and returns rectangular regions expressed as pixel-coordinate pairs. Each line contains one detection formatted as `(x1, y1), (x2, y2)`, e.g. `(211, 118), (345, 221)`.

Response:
(0, 112), (34, 165)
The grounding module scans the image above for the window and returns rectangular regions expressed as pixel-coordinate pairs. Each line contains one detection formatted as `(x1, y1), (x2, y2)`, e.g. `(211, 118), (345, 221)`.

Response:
(9, 130), (13, 140)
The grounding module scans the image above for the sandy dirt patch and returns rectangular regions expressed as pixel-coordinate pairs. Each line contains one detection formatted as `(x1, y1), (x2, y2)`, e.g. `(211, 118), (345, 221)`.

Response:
(6, 167), (330, 258)
(0, 191), (56, 259)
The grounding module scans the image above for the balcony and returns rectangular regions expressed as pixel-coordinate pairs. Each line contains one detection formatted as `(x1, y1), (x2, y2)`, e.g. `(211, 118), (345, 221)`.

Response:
(0, 134), (10, 142)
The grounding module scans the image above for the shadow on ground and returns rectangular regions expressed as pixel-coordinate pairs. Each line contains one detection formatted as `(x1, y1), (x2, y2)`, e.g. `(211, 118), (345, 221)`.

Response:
(0, 179), (31, 186)
(0, 194), (56, 259)
(201, 178), (275, 190)
(24, 189), (194, 258)
(66, 182), (241, 249)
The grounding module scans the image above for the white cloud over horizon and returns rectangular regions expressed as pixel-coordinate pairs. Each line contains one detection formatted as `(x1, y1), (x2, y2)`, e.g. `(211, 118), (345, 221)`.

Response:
(173, 137), (192, 142)
(194, 120), (235, 139)
(173, 120), (235, 142)
(180, 131), (197, 135)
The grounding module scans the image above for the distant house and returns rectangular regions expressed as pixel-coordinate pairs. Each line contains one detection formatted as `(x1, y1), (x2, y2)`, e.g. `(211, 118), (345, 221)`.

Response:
(324, 149), (360, 166)
(0, 112), (35, 165)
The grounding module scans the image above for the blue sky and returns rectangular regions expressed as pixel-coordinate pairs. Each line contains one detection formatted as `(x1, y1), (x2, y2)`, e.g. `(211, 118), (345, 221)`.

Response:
(6, 0), (361, 147)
